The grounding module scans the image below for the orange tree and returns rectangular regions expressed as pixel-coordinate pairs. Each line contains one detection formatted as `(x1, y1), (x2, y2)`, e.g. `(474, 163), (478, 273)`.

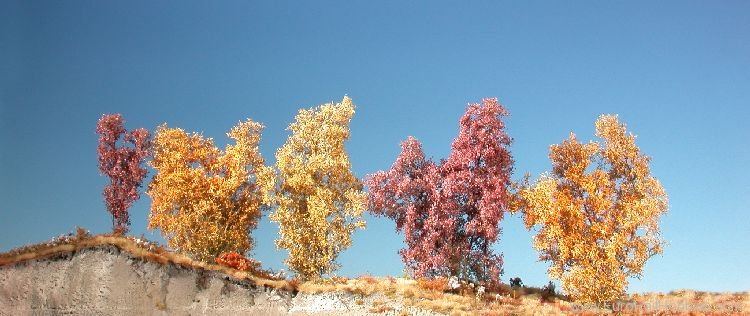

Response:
(518, 114), (668, 303)
(270, 96), (367, 280)
(147, 119), (274, 261)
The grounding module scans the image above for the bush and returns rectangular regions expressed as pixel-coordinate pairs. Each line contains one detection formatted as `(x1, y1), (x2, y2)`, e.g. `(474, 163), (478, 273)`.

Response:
(417, 277), (449, 292)
(482, 280), (513, 298)
(509, 277), (523, 288)
(215, 251), (261, 272)
(541, 281), (557, 302)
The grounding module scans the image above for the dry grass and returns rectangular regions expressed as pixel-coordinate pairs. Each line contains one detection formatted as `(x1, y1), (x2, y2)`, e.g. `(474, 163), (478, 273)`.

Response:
(369, 299), (394, 313)
(630, 290), (749, 315)
(0, 230), (297, 292)
(295, 275), (575, 315)
(298, 275), (395, 296)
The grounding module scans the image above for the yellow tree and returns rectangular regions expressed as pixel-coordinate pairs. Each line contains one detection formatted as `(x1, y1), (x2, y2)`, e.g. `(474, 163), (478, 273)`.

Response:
(270, 96), (367, 280)
(147, 119), (275, 261)
(519, 114), (668, 303)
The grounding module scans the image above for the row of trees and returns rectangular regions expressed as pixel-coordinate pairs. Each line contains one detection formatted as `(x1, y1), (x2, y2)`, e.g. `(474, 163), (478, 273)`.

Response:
(95, 96), (667, 303)
(99, 97), (366, 281)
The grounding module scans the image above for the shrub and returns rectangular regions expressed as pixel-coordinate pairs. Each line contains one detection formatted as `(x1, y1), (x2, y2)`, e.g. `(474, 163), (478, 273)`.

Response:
(215, 251), (261, 272)
(417, 277), (449, 292)
(541, 281), (557, 302)
(509, 277), (523, 288)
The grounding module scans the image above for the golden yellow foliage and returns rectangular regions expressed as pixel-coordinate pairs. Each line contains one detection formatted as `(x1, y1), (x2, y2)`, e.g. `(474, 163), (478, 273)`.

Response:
(147, 119), (274, 261)
(270, 96), (367, 280)
(519, 114), (668, 303)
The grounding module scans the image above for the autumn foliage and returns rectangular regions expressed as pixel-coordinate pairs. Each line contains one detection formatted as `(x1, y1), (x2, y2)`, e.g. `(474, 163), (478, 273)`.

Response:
(366, 138), (446, 277)
(442, 98), (513, 284)
(88, 96), (670, 307)
(270, 96), (367, 280)
(518, 114), (668, 303)
(366, 98), (513, 286)
(147, 119), (275, 261)
(96, 114), (150, 234)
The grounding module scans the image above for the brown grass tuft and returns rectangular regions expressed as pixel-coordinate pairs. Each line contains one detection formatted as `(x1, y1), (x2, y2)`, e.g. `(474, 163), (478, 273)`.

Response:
(368, 305), (394, 313)
(154, 301), (166, 311)
(369, 299), (394, 313)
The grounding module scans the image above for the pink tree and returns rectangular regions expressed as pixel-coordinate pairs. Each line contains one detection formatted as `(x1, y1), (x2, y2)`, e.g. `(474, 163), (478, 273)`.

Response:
(365, 137), (458, 278)
(366, 98), (513, 286)
(441, 98), (513, 285)
(96, 114), (150, 234)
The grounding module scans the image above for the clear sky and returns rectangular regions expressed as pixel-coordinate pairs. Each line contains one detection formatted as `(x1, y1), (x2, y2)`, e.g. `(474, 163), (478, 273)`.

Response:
(1, 1), (748, 293)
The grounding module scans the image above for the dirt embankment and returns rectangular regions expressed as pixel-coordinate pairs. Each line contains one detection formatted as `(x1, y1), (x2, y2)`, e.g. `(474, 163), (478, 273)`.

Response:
(0, 245), (441, 315)
(0, 246), (293, 315)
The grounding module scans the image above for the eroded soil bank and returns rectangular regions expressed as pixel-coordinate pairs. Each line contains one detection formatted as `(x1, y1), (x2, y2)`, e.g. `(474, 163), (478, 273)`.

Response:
(0, 246), (438, 315)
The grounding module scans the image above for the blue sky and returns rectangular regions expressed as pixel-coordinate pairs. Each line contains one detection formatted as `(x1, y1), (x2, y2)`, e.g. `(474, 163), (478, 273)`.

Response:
(1, 1), (748, 293)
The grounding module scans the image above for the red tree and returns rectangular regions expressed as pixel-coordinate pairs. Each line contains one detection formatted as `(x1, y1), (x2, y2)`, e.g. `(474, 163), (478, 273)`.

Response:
(366, 98), (513, 286)
(96, 114), (150, 234)
(365, 137), (456, 278)
(441, 98), (513, 285)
